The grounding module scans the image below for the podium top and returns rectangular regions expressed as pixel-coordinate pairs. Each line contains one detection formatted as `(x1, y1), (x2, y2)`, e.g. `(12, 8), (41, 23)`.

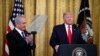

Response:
(58, 44), (97, 56)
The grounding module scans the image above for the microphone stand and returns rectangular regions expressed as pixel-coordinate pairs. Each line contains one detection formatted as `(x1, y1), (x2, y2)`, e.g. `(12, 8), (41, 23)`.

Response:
(31, 31), (37, 56)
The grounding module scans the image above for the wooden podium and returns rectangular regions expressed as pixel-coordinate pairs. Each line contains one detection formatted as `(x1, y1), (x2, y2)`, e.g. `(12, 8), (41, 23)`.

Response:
(58, 44), (97, 56)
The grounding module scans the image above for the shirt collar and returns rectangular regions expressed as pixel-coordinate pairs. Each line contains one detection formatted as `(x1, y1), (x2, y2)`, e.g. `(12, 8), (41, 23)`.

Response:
(64, 23), (72, 28)
(15, 27), (23, 36)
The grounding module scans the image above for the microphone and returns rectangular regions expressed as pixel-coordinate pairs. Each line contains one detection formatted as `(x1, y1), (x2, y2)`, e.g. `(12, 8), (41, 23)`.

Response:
(31, 31), (37, 36)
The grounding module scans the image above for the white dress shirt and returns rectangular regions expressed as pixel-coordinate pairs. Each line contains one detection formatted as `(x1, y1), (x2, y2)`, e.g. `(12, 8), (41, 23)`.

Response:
(65, 24), (72, 35)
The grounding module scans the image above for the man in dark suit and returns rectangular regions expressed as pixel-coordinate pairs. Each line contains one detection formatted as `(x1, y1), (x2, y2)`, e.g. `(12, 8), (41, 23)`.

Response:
(7, 15), (35, 56)
(50, 12), (86, 56)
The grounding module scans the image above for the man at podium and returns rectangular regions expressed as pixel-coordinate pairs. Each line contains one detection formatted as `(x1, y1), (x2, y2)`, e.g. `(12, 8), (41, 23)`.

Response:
(50, 12), (86, 56)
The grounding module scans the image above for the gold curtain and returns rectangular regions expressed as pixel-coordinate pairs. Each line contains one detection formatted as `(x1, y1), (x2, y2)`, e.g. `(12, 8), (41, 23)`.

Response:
(0, 0), (100, 56)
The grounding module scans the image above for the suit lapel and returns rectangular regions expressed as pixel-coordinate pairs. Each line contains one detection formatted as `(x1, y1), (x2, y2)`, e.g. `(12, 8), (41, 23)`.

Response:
(13, 29), (27, 43)
(13, 29), (22, 37)
(72, 25), (77, 44)
(61, 24), (69, 43)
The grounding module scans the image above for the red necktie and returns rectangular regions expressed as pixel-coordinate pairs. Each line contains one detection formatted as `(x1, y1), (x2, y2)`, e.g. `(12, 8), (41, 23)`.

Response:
(68, 25), (72, 44)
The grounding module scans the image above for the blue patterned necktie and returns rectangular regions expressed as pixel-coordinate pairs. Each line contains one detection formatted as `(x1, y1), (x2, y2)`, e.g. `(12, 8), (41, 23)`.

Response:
(22, 32), (25, 39)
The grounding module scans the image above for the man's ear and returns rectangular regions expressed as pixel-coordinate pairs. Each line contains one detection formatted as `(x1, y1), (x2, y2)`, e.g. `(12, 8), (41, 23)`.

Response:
(15, 23), (19, 27)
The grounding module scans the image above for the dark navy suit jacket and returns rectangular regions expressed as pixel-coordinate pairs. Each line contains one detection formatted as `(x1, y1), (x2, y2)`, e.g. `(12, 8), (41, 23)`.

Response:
(6, 29), (35, 56)
(50, 24), (86, 56)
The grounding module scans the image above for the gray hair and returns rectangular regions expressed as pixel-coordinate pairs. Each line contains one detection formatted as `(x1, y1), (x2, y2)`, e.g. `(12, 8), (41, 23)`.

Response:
(14, 15), (25, 24)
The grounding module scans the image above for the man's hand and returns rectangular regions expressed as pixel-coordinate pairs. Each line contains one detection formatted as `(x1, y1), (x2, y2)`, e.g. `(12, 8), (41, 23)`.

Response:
(55, 45), (60, 52)
(26, 34), (33, 44)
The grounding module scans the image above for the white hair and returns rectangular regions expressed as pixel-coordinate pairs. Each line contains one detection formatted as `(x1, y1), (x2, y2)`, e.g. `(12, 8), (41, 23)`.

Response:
(14, 15), (25, 24)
